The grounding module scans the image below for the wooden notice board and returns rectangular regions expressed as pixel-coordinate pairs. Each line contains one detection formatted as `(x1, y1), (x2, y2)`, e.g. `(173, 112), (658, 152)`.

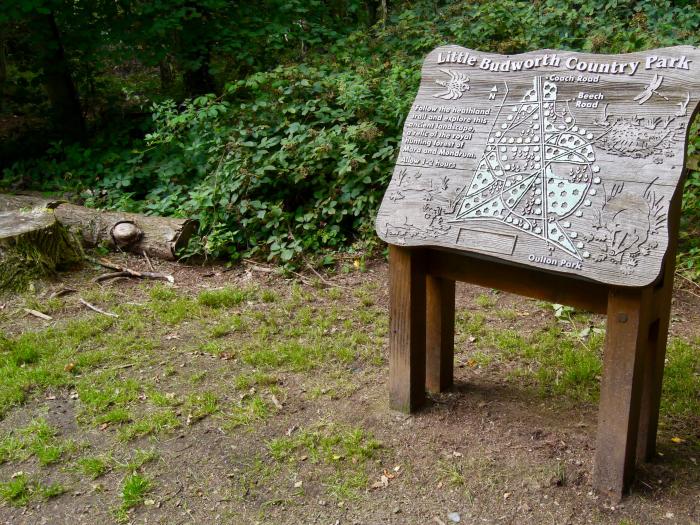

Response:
(377, 46), (700, 501)
(376, 46), (700, 287)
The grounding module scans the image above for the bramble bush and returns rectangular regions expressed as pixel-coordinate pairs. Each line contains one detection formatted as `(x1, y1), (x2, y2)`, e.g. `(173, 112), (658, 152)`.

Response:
(2, 0), (699, 270)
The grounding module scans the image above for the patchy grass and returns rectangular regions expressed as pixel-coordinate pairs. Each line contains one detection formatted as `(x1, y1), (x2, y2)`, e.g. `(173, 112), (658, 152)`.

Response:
(1, 262), (699, 523)
(266, 423), (381, 500)
(0, 418), (75, 467)
(121, 473), (151, 507)
(661, 338), (700, 419)
(77, 456), (110, 479)
(118, 410), (180, 442)
(226, 395), (272, 429)
(0, 473), (65, 507)
(198, 286), (251, 308)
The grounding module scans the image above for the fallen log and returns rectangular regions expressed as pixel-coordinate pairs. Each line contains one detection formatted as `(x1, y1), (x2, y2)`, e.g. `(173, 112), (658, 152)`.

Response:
(0, 194), (197, 261)
(0, 208), (82, 292)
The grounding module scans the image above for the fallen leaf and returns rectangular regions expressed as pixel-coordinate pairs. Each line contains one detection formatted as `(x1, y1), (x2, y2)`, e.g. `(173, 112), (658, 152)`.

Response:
(371, 474), (390, 489)
(671, 437), (685, 444)
(294, 481), (303, 488)
(99, 423), (109, 431)
(271, 395), (283, 409)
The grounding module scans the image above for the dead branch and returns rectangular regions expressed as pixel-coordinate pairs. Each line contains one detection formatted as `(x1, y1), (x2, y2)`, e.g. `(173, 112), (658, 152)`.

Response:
(143, 250), (155, 271)
(23, 308), (53, 321)
(304, 261), (351, 291)
(94, 271), (132, 283)
(79, 298), (119, 318)
(94, 257), (174, 283)
(49, 288), (77, 299)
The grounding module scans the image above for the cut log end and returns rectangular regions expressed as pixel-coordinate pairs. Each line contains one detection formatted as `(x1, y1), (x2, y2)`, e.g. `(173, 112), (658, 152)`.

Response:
(0, 209), (82, 293)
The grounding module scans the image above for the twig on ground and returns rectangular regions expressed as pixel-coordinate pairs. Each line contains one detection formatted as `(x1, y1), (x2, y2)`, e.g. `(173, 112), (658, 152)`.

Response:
(23, 308), (53, 321)
(79, 298), (119, 318)
(675, 269), (700, 290)
(304, 261), (351, 290)
(143, 250), (156, 272)
(94, 271), (132, 283)
(49, 288), (77, 299)
(242, 259), (276, 274)
(93, 257), (174, 283)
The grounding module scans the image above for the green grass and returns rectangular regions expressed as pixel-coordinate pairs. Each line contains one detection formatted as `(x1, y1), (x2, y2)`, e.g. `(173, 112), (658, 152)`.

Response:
(260, 289), (278, 303)
(77, 456), (111, 479)
(661, 338), (700, 418)
(234, 371), (279, 391)
(475, 293), (496, 309)
(267, 424), (380, 465)
(184, 391), (219, 422)
(227, 395), (272, 428)
(0, 419), (74, 467)
(0, 474), (32, 506)
(267, 424), (380, 500)
(198, 286), (250, 308)
(0, 474), (65, 507)
(210, 315), (246, 338)
(121, 473), (152, 508)
(118, 410), (180, 442)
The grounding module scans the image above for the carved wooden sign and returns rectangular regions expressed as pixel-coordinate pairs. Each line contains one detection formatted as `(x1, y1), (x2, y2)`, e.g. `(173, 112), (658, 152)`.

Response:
(376, 46), (700, 286)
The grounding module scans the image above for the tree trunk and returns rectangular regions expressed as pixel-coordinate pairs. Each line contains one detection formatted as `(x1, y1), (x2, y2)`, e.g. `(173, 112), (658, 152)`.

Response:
(159, 54), (175, 92)
(0, 195), (198, 261)
(182, 50), (216, 96)
(0, 209), (82, 292)
(33, 12), (85, 142)
(0, 37), (7, 113)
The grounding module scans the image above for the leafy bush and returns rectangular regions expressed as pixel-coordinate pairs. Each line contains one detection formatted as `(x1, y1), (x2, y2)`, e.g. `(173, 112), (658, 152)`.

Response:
(3, 0), (699, 270)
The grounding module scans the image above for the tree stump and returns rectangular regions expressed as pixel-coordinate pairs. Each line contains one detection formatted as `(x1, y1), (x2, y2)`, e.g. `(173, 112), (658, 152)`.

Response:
(0, 209), (82, 292)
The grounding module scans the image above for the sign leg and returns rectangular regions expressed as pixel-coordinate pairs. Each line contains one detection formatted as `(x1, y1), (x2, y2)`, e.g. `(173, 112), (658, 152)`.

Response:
(594, 287), (653, 501)
(426, 275), (455, 393)
(636, 186), (681, 463)
(389, 245), (427, 413)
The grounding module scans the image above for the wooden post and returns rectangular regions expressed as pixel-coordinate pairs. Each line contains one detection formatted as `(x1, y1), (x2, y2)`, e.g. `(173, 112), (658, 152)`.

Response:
(594, 287), (653, 500)
(389, 245), (427, 412)
(426, 275), (455, 393)
(635, 184), (683, 462)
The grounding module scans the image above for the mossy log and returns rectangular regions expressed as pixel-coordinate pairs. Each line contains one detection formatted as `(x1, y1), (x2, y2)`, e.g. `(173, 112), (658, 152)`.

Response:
(0, 209), (82, 292)
(0, 195), (197, 261)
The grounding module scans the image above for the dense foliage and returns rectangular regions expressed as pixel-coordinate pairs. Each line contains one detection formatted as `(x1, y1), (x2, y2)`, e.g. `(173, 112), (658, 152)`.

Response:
(1, 0), (699, 269)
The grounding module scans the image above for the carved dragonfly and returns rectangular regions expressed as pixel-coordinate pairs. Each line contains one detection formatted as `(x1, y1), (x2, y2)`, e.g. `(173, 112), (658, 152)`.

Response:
(634, 74), (669, 105)
(434, 69), (470, 100)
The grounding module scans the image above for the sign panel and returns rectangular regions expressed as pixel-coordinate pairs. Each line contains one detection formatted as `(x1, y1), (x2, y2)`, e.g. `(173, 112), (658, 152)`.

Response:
(376, 46), (700, 286)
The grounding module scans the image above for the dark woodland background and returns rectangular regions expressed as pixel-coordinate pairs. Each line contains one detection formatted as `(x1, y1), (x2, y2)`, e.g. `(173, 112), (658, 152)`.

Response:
(1, 0), (699, 272)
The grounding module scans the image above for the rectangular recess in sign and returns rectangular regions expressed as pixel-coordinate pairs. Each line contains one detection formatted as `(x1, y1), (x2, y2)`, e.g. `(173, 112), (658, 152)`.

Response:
(456, 228), (517, 255)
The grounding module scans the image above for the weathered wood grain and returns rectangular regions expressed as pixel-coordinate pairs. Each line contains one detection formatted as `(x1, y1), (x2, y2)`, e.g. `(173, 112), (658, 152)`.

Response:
(594, 286), (653, 501)
(426, 275), (455, 393)
(635, 182), (683, 462)
(377, 46), (700, 287)
(389, 245), (427, 412)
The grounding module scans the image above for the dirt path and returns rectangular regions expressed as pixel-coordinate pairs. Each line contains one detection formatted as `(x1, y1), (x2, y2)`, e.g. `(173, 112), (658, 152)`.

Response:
(0, 255), (698, 524)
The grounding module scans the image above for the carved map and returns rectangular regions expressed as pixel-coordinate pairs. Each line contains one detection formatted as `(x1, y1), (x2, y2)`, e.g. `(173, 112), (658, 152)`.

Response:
(376, 46), (700, 286)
